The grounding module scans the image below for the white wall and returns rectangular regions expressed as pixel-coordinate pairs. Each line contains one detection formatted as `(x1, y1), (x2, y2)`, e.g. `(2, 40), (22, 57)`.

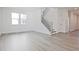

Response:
(58, 8), (69, 33)
(0, 8), (2, 35)
(0, 10), (1, 35)
(0, 7), (50, 34)
(57, 8), (66, 32)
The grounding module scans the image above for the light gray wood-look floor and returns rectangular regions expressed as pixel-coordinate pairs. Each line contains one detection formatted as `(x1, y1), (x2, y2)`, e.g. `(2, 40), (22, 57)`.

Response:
(0, 31), (79, 51)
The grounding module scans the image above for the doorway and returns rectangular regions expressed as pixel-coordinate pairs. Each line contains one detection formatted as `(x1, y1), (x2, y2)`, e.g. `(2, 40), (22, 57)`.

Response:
(68, 11), (79, 32)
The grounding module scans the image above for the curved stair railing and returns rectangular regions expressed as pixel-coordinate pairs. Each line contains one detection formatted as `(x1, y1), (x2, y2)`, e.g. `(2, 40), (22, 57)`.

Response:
(41, 7), (56, 34)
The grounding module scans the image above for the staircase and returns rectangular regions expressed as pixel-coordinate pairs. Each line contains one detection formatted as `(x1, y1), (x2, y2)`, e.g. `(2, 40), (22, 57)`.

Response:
(41, 8), (56, 34)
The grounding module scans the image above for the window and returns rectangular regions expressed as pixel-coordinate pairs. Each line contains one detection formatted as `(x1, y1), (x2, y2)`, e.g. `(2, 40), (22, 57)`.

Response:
(11, 12), (27, 25)
(20, 14), (27, 24)
(12, 13), (19, 24)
